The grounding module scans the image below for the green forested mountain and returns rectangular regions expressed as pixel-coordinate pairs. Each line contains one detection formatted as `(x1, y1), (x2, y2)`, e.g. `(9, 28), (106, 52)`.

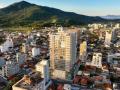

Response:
(0, 1), (107, 27)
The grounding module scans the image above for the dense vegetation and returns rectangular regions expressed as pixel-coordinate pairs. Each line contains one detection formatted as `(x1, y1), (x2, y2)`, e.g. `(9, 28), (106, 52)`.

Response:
(0, 36), (5, 44)
(0, 1), (108, 28)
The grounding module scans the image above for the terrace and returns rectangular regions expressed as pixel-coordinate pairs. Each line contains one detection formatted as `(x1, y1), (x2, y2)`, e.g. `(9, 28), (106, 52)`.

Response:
(13, 72), (44, 90)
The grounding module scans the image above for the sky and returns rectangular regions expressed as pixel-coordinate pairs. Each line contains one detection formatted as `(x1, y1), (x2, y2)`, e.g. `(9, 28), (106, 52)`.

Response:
(0, 0), (120, 16)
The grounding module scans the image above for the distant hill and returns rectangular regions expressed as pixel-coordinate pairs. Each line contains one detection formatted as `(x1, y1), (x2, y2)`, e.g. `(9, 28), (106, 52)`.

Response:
(101, 15), (120, 20)
(0, 1), (108, 27)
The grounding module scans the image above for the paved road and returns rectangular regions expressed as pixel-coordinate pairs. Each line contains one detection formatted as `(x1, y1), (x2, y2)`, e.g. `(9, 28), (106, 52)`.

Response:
(0, 75), (8, 83)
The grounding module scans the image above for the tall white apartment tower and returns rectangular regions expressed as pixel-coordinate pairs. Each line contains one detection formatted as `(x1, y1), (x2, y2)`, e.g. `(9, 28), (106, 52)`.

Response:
(49, 27), (77, 79)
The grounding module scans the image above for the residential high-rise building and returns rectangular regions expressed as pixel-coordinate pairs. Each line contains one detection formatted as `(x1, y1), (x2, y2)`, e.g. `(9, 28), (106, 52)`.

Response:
(91, 53), (102, 68)
(79, 41), (87, 62)
(67, 28), (80, 42)
(104, 29), (116, 47)
(49, 27), (77, 79)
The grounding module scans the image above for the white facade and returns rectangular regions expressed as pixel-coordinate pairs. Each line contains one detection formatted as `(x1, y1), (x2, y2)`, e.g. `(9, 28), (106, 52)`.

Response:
(36, 60), (49, 83)
(108, 53), (120, 64)
(2, 61), (20, 77)
(91, 53), (102, 68)
(104, 29), (115, 47)
(64, 84), (71, 90)
(16, 53), (27, 65)
(37, 32), (41, 37)
(5, 38), (13, 48)
(88, 23), (103, 30)
(32, 47), (40, 57)
(0, 38), (13, 52)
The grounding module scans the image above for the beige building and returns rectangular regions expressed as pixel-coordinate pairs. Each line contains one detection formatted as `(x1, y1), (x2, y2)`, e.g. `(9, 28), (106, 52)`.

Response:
(79, 41), (87, 61)
(21, 43), (27, 53)
(49, 27), (77, 79)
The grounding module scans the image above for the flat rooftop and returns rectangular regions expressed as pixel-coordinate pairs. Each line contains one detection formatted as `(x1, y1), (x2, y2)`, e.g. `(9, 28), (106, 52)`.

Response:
(13, 72), (43, 90)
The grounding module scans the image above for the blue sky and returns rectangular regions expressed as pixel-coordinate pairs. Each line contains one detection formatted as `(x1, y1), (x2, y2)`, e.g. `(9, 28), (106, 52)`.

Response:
(0, 0), (120, 16)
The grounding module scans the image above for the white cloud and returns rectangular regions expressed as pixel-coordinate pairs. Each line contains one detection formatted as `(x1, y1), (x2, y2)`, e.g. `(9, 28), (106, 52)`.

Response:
(0, 3), (6, 8)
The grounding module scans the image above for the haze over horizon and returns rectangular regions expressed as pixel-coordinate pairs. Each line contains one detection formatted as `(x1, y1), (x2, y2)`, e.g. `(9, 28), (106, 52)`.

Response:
(0, 0), (120, 16)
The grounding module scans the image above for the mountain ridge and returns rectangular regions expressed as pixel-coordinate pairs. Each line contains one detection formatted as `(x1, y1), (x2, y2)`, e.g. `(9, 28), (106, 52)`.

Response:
(0, 1), (109, 27)
(101, 15), (120, 20)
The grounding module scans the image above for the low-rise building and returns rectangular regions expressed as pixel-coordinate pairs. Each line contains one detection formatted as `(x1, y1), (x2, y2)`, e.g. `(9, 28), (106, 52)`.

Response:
(12, 73), (45, 90)
(35, 60), (50, 84)
(13, 60), (51, 90)
(16, 53), (27, 65)
(32, 47), (40, 57)
(2, 61), (19, 77)
(91, 53), (102, 68)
